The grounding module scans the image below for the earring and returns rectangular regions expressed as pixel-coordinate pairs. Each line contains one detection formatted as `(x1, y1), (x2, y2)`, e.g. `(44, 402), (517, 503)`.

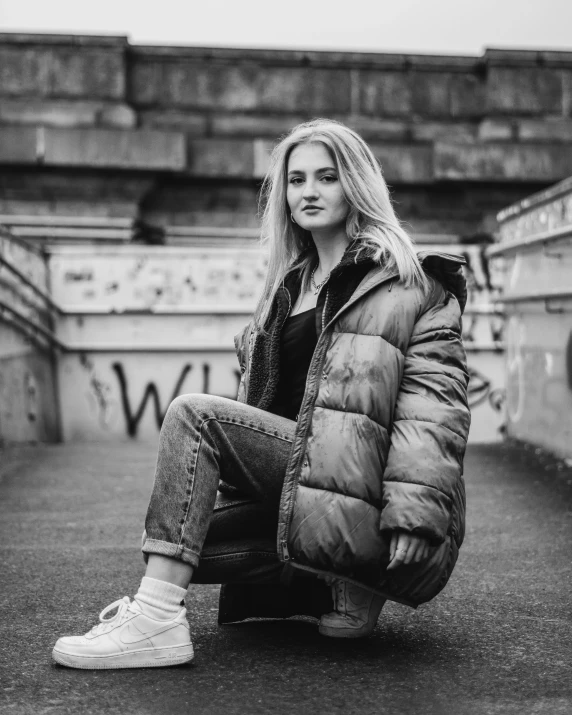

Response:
(290, 213), (296, 224)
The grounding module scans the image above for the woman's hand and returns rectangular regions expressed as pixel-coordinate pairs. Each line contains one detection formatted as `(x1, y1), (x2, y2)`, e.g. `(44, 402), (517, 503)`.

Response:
(387, 530), (431, 571)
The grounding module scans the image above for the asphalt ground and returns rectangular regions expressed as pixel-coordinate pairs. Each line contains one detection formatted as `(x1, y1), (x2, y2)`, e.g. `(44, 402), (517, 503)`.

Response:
(0, 440), (571, 715)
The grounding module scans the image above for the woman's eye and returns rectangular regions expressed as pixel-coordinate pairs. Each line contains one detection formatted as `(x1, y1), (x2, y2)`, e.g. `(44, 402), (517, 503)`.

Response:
(321, 175), (337, 182)
(289, 177), (303, 185)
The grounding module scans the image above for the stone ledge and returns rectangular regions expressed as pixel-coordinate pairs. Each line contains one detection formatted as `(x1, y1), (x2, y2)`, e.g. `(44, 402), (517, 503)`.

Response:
(486, 67), (563, 115)
(186, 138), (255, 177)
(0, 99), (136, 128)
(478, 119), (515, 141)
(435, 142), (572, 181)
(344, 117), (410, 141)
(131, 43), (572, 71)
(358, 70), (453, 117)
(371, 144), (434, 183)
(131, 62), (352, 114)
(0, 45), (126, 100)
(42, 128), (185, 170)
(130, 45), (479, 71)
(412, 121), (476, 142)
(517, 119), (572, 142)
(484, 48), (572, 68)
(251, 139), (434, 183)
(0, 33), (128, 47)
(0, 126), (186, 170)
(0, 172), (156, 220)
(138, 110), (208, 136)
(211, 114), (305, 139)
(0, 126), (37, 163)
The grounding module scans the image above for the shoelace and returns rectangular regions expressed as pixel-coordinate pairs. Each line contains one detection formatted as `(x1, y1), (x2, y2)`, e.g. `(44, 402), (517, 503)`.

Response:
(333, 580), (346, 614)
(88, 596), (135, 636)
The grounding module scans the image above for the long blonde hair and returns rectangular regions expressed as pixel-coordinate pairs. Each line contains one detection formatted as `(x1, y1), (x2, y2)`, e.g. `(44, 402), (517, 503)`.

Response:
(254, 118), (428, 328)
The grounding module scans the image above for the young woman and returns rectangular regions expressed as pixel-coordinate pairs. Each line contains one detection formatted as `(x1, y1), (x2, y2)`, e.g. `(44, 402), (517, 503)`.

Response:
(53, 119), (470, 669)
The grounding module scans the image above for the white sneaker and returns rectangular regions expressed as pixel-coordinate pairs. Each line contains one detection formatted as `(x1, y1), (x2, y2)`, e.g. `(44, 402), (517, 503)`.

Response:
(52, 596), (194, 669)
(319, 580), (386, 639)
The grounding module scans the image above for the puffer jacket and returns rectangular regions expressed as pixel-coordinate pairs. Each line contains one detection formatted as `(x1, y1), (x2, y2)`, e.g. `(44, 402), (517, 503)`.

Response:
(234, 247), (470, 606)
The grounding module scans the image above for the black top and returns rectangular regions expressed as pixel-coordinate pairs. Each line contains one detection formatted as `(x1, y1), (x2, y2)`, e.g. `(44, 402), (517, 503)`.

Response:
(271, 308), (318, 421)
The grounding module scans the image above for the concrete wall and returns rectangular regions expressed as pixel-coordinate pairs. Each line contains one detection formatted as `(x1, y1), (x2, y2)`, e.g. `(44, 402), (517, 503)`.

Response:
(47, 245), (261, 440)
(1, 34), (572, 236)
(46, 243), (504, 443)
(493, 177), (572, 458)
(0, 229), (60, 443)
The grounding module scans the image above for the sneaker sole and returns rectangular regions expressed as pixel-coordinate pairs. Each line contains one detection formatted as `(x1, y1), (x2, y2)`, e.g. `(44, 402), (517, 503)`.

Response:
(318, 623), (374, 639)
(52, 644), (194, 670)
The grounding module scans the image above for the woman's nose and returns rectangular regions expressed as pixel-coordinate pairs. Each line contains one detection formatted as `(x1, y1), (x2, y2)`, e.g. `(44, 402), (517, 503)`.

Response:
(302, 182), (319, 200)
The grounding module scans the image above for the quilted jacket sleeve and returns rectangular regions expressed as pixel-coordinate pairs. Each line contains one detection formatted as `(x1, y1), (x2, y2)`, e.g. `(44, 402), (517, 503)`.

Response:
(380, 280), (471, 545)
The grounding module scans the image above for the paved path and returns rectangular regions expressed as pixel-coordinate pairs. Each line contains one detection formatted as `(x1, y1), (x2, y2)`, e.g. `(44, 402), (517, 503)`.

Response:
(0, 441), (571, 715)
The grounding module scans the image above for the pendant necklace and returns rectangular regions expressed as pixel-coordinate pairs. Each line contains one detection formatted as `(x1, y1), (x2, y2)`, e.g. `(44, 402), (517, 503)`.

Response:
(311, 266), (330, 296)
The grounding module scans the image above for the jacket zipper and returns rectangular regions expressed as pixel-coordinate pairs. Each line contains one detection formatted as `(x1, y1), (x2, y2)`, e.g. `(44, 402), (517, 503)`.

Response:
(247, 329), (256, 379)
(280, 286), (329, 562)
(284, 287), (292, 322)
(321, 288), (329, 333)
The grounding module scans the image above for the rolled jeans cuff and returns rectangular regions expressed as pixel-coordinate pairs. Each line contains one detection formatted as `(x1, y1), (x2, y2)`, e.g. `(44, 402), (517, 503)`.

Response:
(142, 536), (200, 569)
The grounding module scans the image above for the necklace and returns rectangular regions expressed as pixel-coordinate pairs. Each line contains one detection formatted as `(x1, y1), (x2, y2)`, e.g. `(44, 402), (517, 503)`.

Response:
(310, 266), (330, 296)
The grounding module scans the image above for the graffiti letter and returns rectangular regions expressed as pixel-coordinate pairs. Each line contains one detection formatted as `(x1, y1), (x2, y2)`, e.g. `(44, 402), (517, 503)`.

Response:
(112, 363), (192, 437)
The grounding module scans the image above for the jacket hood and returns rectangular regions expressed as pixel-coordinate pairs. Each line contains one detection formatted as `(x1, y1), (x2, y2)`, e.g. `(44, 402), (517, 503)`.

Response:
(417, 250), (468, 314)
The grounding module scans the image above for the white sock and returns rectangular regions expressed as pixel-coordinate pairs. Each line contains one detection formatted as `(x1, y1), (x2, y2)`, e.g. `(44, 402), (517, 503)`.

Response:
(134, 576), (188, 621)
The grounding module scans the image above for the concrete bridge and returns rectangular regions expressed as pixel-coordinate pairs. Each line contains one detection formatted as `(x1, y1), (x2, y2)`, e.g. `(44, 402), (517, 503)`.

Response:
(1, 34), (572, 237)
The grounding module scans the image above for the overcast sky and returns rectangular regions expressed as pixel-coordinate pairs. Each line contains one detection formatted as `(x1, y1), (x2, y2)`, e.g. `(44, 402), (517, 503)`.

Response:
(1, 0), (571, 55)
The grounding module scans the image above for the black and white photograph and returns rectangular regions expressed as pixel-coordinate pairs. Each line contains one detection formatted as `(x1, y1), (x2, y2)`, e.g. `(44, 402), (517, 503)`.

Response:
(0, 1), (571, 713)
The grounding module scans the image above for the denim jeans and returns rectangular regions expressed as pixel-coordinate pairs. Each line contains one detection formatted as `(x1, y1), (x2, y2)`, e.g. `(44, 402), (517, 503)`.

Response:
(142, 394), (296, 569)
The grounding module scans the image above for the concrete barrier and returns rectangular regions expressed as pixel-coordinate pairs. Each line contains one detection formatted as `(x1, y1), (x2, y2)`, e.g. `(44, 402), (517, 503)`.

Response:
(491, 176), (572, 458)
(46, 242), (504, 443)
(0, 228), (60, 443)
(0, 227), (505, 443)
(47, 245), (265, 441)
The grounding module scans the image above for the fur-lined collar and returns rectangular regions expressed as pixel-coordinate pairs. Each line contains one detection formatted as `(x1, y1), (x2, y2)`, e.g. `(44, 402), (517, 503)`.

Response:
(246, 240), (377, 412)
(244, 243), (467, 413)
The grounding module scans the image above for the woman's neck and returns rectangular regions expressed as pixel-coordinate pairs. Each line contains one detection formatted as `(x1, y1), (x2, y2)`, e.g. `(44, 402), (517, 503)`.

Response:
(312, 229), (351, 280)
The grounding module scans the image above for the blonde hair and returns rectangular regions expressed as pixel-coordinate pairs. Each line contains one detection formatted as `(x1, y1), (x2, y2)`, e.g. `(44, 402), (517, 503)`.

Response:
(254, 118), (428, 328)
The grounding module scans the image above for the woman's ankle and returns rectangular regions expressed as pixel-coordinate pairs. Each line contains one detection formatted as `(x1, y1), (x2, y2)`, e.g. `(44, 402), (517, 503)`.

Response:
(134, 576), (188, 620)
(145, 554), (194, 589)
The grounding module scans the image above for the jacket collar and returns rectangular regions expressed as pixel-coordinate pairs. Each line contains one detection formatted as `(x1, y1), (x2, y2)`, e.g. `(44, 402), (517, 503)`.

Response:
(319, 249), (468, 335)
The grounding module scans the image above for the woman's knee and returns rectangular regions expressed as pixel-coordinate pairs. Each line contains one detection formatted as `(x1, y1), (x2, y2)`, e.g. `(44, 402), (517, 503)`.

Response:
(166, 393), (227, 423)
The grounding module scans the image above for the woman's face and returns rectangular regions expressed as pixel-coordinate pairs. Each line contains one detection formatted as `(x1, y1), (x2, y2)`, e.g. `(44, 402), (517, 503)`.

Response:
(286, 142), (349, 234)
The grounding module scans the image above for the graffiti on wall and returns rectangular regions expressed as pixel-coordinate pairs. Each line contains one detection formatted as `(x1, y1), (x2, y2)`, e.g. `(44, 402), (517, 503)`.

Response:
(77, 353), (504, 442)
(50, 249), (268, 310)
(24, 371), (38, 423)
(467, 366), (505, 418)
(460, 246), (504, 348)
(55, 244), (507, 442)
(112, 362), (191, 437)
(77, 354), (242, 438)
